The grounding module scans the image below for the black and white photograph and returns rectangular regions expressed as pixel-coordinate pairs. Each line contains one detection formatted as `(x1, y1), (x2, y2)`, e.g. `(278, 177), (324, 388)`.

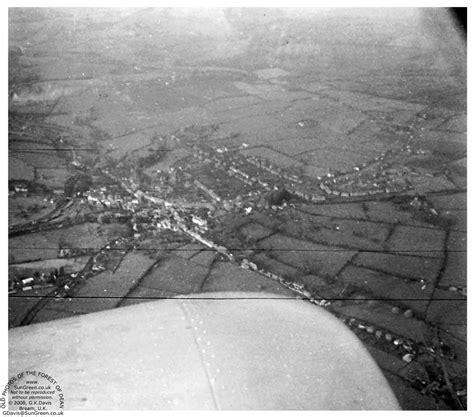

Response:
(4, 2), (468, 411)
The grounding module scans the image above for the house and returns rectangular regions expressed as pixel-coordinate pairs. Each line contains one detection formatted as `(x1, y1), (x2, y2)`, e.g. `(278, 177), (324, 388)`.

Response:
(320, 184), (331, 194)
(192, 215), (208, 228)
(311, 195), (326, 202)
(242, 259), (257, 271)
(58, 248), (72, 258)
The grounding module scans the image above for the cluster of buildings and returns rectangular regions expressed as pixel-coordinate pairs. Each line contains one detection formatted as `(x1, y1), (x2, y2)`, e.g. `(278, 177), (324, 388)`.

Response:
(58, 247), (94, 258)
(189, 143), (270, 190)
(118, 136), (411, 226)
(183, 139), (415, 205)
(56, 133), (430, 296)
(152, 206), (233, 261)
(157, 203), (329, 303)
(9, 183), (29, 197)
(290, 186), (327, 202)
(197, 140), (425, 204)
(68, 132), (430, 249)
(193, 179), (222, 202)
(9, 268), (66, 294)
(84, 188), (125, 209)
(316, 145), (418, 198)
(245, 155), (303, 184)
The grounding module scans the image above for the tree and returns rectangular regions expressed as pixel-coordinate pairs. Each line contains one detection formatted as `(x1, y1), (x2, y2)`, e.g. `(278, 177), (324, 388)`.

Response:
(265, 188), (291, 207)
(64, 174), (93, 197)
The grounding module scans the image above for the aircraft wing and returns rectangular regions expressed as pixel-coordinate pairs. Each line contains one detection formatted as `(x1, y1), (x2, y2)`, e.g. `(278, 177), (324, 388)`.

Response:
(8, 291), (399, 410)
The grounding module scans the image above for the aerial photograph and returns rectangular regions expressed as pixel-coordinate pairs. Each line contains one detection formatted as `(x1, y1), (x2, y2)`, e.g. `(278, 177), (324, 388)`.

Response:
(6, 6), (467, 411)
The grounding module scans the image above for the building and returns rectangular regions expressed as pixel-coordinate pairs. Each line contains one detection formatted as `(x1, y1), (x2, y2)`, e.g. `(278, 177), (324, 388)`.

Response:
(194, 180), (222, 202)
